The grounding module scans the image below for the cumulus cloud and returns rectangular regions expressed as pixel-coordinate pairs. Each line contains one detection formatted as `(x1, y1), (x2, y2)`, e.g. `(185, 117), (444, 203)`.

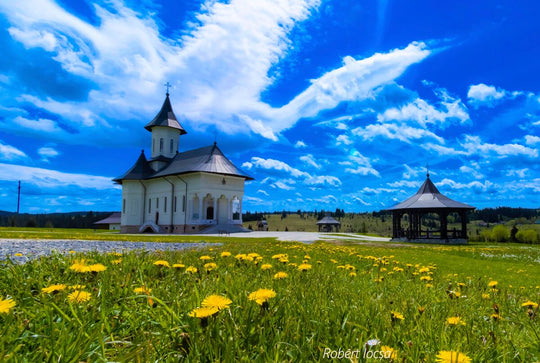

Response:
(0, 163), (117, 190)
(38, 146), (60, 162)
(506, 168), (528, 178)
(244, 157), (310, 178)
(0, 142), (28, 161)
(304, 175), (341, 187)
(343, 151), (380, 177)
(299, 154), (321, 169)
(467, 83), (507, 107)
(377, 96), (469, 126)
(256, 189), (270, 196)
(294, 140), (307, 148)
(336, 134), (353, 145)
(460, 135), (538, 158)
(352, 123), (445, 144)
(525, 135), (540, 145)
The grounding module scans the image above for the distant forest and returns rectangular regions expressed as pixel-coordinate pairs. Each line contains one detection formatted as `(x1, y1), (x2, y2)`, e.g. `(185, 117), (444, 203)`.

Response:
(0, 207), (537, 229)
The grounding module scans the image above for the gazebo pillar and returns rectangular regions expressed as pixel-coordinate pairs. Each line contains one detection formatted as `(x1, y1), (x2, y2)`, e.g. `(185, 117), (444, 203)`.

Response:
(460, 211), (467, 238)
(440, 211), (448, 240)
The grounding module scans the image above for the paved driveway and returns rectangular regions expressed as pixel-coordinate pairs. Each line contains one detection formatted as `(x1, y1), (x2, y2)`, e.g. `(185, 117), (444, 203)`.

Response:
(196, 231), (390, 243)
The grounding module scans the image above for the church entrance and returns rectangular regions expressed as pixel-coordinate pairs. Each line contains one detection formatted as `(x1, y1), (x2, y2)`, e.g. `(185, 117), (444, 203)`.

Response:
(206, 206), (214, 220)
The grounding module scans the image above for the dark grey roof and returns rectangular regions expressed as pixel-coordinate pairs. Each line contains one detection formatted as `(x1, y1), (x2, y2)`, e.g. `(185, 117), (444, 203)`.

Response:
(316, 215), (341, 225)
(113, 150), (155, 183)
(144, 94), (187, 134)
(115, 143), (253, 183)
(94, 212), (121, 225)
(385, 175), (475, 211)
(151, 143), (253, 180)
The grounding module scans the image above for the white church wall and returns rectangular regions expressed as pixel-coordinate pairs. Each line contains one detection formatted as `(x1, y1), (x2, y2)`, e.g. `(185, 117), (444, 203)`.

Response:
(121, 181), (145, 227)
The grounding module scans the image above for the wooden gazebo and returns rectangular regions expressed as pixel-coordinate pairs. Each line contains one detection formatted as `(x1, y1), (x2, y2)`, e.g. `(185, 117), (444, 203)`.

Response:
(317, 214), (341, 232)
(385, 173), (475, 244)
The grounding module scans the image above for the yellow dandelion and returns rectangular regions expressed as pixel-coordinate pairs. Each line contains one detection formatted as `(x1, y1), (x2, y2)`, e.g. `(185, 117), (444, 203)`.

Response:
(482, 293), (491, 299)
(88, 263), (107, 272)
(68, 290), (91, 303)
(173, 263), (185, 269)
(248, 288), (277, 306)
(418, 267), (430, 273)
(134, 286), (152, 295)
(298, 263), (312, 271)
(349, 272), (357, 277)
(261, 264), (272, 270)
(374, 277), (384, 283)
(420, 275), (432, 281)
(274, 272), (288, 279)
(204, 262), (218, 271)
(391, 311), (404, 321)
(199, 255), (212, 261)
(70, 284), (86, 290)
(42, 284), (67, 294)
(446, 316), (466, 326)
(0, 297), (16, 314)
(186, 266), (198, 274)
(188, 306), (218, 318)
(488, 280), (498, 288)
(491, 313), (503, 321)
(201, 295), (232, 310)
(153, 260), (170, 268)
(425, 283), (434, 288)
(220, 251), (231, 257)
(14, 253), (22, 257)
(380, 346), (398, 360)
(69, 259), (90, 273)
(522, 301), (538, 308)
(435, 350), (471, 363)
(111, 259), (122, 265)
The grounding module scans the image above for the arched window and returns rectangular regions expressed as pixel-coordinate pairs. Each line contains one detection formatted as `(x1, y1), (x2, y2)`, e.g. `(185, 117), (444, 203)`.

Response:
(159, 138), (164, 152)
(152, 139), (155, 153)
(170, 139), (174, 154)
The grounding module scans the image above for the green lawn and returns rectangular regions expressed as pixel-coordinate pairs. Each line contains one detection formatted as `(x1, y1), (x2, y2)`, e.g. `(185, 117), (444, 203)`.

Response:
(0, 237), (539, 361)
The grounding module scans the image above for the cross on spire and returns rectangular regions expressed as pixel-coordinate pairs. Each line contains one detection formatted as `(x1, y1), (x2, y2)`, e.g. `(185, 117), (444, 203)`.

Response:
(164, 81), (171, 95)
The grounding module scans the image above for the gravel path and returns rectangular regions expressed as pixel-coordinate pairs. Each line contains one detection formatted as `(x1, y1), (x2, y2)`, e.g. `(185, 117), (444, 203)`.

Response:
(0, 239), (215, 263)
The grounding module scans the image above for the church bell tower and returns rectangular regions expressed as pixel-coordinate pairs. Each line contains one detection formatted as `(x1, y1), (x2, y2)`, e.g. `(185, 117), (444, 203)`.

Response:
(145, 86), (187, 171)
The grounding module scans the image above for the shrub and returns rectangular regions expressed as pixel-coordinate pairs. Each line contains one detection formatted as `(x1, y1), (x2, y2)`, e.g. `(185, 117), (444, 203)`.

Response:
(516, 229), (538, 244)
(491, 225), (510, 242)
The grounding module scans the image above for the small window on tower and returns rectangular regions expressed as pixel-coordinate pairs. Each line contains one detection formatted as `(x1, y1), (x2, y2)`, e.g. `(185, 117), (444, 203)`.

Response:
(159, 138), (164, 152)
(156, 197), (159, 209)
(152, 139), (155, 153)
(148, 199), (151, 213)
(170, 139), (174, 154)
(164, 197), (167, 213)
(123, 199), (126, 214)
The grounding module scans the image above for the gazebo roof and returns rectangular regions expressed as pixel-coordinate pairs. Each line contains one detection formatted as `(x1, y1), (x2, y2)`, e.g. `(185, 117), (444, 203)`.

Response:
(316, 215), (341, 225)
(385, 174), (475, 211)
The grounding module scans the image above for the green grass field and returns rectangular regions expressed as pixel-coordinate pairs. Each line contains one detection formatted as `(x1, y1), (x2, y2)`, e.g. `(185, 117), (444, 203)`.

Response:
(1, 236), (539, 362)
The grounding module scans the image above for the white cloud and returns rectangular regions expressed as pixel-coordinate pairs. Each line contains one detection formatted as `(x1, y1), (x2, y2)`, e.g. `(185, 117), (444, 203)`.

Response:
(0, 142), (27, 161)
(467, 83), (506, 107)
(38, 146), (60, 162)
(402, 164), (422, 179)
(8, 27), (58, 51)
(336, 134), (353, 145)
(352, 123), (444, 144)
(461, 135), (538, 158)
(525, 135), (540, 145)
(299, 154), (321, 169)
(304, 175), (341, 187)
(506, 168), (528, 178)
(387, 180), (420, 188)
(256, 189), (269, 196)
(272, 181), (295, 190)
(246, 157), (310, 178)
(459, 164), (484, 180)
(0, 163), (117, 190)
(377, 97), (469, 126)
(343, 151), (380, 177)
(13, 116), (64, 133)
(438, 178), (495, 192)
(294, 140), (307, 148)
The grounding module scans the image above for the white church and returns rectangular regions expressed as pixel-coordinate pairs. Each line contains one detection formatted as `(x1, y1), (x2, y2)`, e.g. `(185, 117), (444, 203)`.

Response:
(114, 92), (253, 234)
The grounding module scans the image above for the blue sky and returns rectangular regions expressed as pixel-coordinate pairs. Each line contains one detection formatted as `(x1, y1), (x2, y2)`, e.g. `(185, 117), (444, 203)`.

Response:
(0, 0), (538, 213)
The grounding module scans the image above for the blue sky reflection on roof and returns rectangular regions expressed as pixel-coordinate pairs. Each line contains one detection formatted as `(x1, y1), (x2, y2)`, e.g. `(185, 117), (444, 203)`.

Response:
(0, 0), (538, 213)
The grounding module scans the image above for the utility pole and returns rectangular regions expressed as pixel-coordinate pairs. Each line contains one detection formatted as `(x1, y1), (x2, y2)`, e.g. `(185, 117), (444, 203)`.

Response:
(17, 180), (21, 214)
